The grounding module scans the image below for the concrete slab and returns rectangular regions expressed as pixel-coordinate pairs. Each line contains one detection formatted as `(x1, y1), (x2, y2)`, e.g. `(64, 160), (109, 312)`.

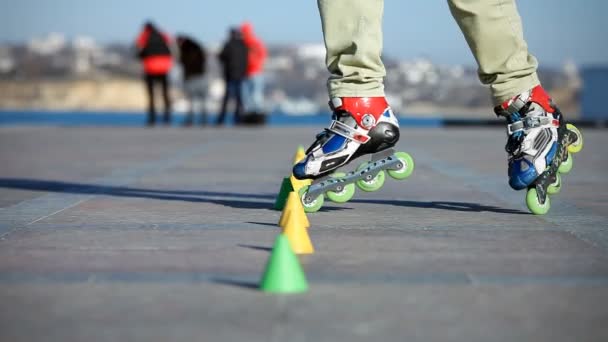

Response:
(0, 126), (607, 341)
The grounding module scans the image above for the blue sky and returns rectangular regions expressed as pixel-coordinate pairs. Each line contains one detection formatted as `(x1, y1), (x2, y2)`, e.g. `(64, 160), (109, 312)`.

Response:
(3, 0), (607, 67)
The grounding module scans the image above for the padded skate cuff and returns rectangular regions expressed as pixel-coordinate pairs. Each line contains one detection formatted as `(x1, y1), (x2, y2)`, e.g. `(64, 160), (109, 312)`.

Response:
(328, 120), (370, 144)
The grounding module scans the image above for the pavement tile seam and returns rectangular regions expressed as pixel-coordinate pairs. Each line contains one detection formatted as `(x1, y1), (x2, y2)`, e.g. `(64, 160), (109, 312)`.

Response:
(12, 218), (604, 235)
(7, 211), (605, 235)
(1, 271), (608, 287)
(0, 193), (96, 239)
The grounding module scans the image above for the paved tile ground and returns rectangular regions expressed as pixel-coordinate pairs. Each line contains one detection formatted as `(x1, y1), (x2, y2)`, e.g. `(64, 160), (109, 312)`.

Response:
(0, 125), (607, 342)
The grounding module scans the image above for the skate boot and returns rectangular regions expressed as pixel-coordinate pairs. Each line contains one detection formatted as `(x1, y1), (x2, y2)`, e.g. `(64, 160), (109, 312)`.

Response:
(293, 97), (415, 213)
(495, 85), (583, 215)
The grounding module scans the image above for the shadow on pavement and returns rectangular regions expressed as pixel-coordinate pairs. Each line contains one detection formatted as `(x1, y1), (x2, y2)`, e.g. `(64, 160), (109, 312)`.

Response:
(210, 277), (259, 290)
(245, 221), (279, 228)
(237, 244), (272, 252)
(351, 199), (528, 215)
(0, 178), (274, 210)
(0, 178), (525, 214)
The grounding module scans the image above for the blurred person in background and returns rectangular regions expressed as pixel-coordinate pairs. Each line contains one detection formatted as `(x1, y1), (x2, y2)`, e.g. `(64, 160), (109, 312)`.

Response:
(293, 0), (583, 215)
(136, 21), (173, 126)
(217, 28), (248, 126)
(176, 35), (208, 126)
(240, 22), (267, 117)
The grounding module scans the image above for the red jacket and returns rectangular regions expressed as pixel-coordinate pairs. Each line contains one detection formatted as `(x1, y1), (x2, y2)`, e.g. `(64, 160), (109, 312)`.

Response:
(241, 22), (267, 77)
(136, 27), (173, 75)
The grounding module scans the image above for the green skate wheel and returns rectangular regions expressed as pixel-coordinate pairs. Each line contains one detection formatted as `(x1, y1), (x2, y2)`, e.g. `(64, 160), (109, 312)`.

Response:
(326, 172), (356, 203)
(547, 173), (562, 195)
(526, 188), (551, 215)
(355, 162), (386, 192)
(387, 152), (415, 180)
(558, 152), (573, 174)
(566, 123), (583, 154)
(298, 185), (324, 213)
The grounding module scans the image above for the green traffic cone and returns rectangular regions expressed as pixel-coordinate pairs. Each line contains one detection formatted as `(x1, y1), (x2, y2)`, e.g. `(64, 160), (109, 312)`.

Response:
(273, 177), (294, 210)
(260, 234), (308, 293)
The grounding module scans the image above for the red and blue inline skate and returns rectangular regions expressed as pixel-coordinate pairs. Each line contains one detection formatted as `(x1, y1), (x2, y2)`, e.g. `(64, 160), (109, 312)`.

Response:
(293, 97), (415, 213)
(496, 85), (584, 214)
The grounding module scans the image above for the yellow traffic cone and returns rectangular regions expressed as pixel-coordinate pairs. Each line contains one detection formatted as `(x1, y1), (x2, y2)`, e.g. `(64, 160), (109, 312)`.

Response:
(292, 145), (306, 164)
(283, 217), (314, 254)
(279, 192), (310, 228)
(290, 173), (312, 193)
(280, 194), (314, 255)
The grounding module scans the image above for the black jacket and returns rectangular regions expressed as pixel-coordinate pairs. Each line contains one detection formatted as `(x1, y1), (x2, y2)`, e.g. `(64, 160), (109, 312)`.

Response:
(219, 36), (248, 81)
(178, 36), (206, 80)
(138, 28), (171, 59)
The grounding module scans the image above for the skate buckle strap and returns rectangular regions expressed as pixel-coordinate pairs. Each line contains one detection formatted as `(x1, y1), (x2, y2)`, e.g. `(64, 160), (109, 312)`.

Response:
(506, 116), (555, 135)
(328, 120), (370, 144)
(497, 91), (531, 117)
(505, 96), (528, 115)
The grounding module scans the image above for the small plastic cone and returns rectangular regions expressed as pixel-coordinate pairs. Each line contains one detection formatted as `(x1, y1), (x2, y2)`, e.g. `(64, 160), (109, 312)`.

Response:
(290, 174), (311, 193)
(278, 208), (290, 228)
(293, 145), (306, 164)
(279, 192), (310, 228)
(283, 214), (314, 254)
(259, 234), (308, 293)
(273, 177), (293, 210)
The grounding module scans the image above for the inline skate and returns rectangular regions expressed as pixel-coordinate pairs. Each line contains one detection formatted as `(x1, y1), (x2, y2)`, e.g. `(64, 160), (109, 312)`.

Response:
(496, 85), (584, 215)
(293, 97), (415, 213)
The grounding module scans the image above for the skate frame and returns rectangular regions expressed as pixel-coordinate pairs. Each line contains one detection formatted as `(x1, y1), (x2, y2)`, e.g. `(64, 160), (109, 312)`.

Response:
(302, 149), (401, 205)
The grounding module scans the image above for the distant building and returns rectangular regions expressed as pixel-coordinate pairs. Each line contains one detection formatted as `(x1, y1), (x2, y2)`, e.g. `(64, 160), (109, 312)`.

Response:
(0, 47), (14, 74)
(27, 33), (67, 55)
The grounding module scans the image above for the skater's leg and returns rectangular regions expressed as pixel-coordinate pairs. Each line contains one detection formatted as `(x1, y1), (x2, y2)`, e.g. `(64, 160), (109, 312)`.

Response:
(448, 0), (583, 214)
(318, 0), (385, 97)
(294, 0), (399, 180)
(294, 0), (415, 212)
(447, 0), (540, 104)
